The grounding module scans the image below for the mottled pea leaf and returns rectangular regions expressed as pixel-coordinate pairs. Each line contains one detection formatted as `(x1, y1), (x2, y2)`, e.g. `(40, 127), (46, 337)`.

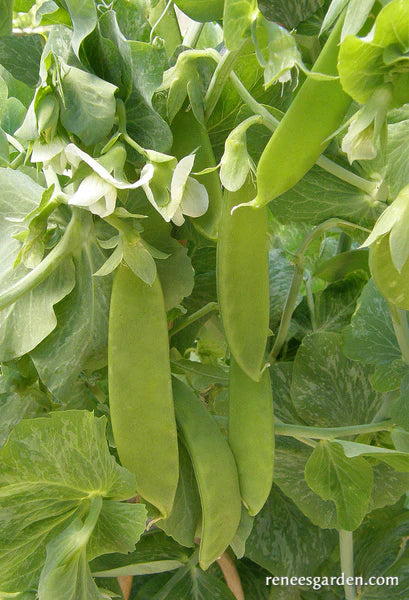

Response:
(274, 438), (338, 529)
(391, 373), (409, 431)
(31, 241), (112, 402)
(291, 332), (383, 427)
(269, 248), (303, 329)
(370, 360), (408, 393)
(269, 361), (302, 425)
(269, 164), (385, 228)
(305, 440), (373, 531)
(245, 485), (337, 575)
(294, 274), (366, 337)
(59, 63), (117, 146)
(258, 0), (325, 29)
(223, 0), (257, 50)
(370, 463), (409, 511)
(0, 35), (43, 87)
(343, 279), (401, 365)
(0, 411), (138, 595)
(0, 258), (76, 361)
(112, 0), (150, 42)
(355, 504), (409, 598)
(91, 530), (190, 578)
(0, 389), (47, 448)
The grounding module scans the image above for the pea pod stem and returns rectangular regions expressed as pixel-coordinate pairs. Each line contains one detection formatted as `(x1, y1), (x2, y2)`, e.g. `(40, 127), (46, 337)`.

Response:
(204, 40), (248, 121)
(339, 530), (358, 600)
(0, 209), (86, 311)
(169, 302), (218, 337)
(268, 219), (370, 362)
(275, 420), (392, 440)
(228, 72), (380, 197)
(389, 304), (409, 365)
(216, 552), (245, 600)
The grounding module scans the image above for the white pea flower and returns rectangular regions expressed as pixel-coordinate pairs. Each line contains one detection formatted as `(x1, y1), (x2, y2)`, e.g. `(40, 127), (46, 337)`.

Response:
(65, 143), (154, 218)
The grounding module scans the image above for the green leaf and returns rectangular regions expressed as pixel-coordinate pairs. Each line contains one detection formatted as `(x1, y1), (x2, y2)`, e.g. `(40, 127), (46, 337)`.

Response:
(294, 274), (367, 336)
(269, 362), (302, 425)
(274, 438), (338, 529)
(171, 359), (229, 385)
(258, 0), (324, 29)
(1, 96), (26, 134)
(269, 164), (385, 228)
(87, 500), (147, 560)
(291, 332), (384, 427)
(0, 168), (42, 277)
(157, 440), (201, 548)
(336, 438), (409, 472)
(38, 504), (104, 600)
(269, 248), (303, 330)
(0, 35), (43, 87)
(0, 0), (13, 36)
(245, 485), (337, 575)
(354, 504), (409, 598)
(0, 73), (6, 117)
(370, 462), (409, 511)
(91, 530), (190, 578)
(60, 0), (97, 57)
(314, 248), (370, 282)
(123, 240), (156, 286)
(125, 88), (172, 153)
(343, 279), (401, 365)
(112, 0), (150, 43)
(31, 242), (111, 401)
(223, 0), (257, 50)
(129, 41), (167, 107)
(370, 360), (408, 392)
(304, 440), (373, 530)
(0, 411), (137, 595)
(156, 240), (194, 312)
(230, 508), (254, 559)
(0, 258), (76, 361)
(0, 388), (46, 448)
(59, 64), (117, 146)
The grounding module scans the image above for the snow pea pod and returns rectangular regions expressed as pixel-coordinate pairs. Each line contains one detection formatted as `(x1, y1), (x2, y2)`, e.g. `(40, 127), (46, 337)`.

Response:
(174, 0), (224, 23)
(255, 14), (351, 207)
(217, 176), (270, 381)
(229, 357), (274, 516)
(171, 108), (223, 241)
(172, 377), (241, 570)
(108, 263), (179, 518)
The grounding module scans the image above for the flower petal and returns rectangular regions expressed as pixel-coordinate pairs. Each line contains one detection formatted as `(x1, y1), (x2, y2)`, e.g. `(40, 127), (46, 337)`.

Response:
(180, 177), (209, 217)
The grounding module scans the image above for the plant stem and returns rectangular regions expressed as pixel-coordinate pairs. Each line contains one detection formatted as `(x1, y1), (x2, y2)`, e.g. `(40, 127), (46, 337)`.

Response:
(269, 219), (369, 361)
(169, 302), (218, 337)
(217, 552), (245, 600)
(117, 576), (133, 600)
(205, 42), (248, 121)
(389, 304), (409, 365)
(339, 530), (358, 600)
(183, 21), (205, 48)
(228, 72), (379, 196)
(0, 210), (86, 311)
(275, 420), (392, 440)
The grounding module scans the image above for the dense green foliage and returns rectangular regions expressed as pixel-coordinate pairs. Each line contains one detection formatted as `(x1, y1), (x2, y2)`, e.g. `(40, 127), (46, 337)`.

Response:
(2, 0), (409, 599)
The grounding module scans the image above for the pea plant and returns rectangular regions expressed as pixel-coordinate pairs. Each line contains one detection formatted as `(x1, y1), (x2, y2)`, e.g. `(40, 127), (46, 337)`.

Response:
(2, 0), (409, 598)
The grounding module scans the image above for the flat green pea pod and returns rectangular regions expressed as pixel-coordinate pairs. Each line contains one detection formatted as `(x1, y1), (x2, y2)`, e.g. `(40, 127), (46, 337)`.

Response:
(229, 357), (274, 516)
(108, 263), (179, 518)
(171, 108), (222, 241)
(254, 14), (351, 207)
(174, 0), (224, 23)
(217, 176), (270, 381)
(172, 377), (241, 570)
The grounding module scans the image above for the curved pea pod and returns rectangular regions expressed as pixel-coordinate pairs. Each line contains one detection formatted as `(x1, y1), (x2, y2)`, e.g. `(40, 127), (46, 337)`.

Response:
(216, 176), (270, 381)
(173, 0), (224, 22)
(108, 263), (179, 518)
(172, 377), (242, 570)
(229, 358), (274, 516)
(171, 108), (223, 241)
(254, 15), (351, 207)
(369, 235), (409, 310)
